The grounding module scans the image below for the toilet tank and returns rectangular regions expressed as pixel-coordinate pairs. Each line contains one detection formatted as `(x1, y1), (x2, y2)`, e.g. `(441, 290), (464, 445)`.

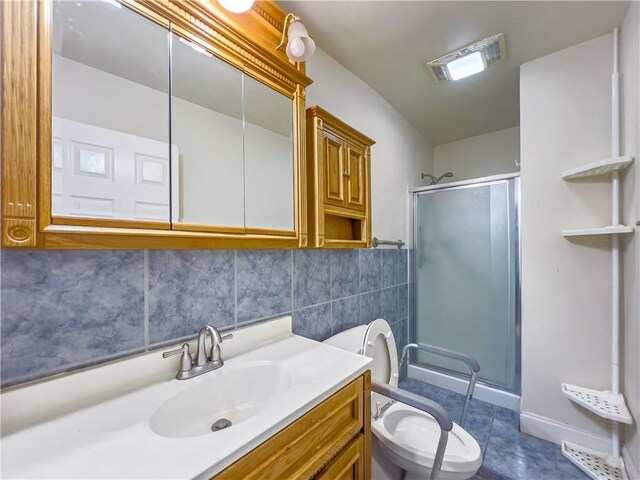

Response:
(324, 322), (397, 387)
(323, 325), (368, 354)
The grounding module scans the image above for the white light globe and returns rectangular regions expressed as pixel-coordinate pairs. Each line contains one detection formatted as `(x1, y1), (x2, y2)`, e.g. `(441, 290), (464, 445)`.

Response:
(218, 0), (254, 13)
(288, 37), (305, 58)
(284, 20), (316, 62)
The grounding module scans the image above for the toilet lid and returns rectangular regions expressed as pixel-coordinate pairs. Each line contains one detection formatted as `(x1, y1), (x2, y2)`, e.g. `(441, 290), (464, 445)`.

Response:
(362, 319), (399, 388)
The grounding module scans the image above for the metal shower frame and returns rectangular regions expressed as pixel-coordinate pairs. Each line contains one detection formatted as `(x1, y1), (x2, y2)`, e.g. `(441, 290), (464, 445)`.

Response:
(407, 172), (522, 396)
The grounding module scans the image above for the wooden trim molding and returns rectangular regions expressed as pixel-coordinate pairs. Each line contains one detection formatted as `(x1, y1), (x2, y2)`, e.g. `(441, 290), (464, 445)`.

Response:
(52, 216), (172, 231)
(1, 0), (311, 249)
(2, 0), (39, 247)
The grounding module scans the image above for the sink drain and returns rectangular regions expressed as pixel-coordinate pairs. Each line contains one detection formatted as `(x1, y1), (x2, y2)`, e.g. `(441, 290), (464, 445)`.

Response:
(211, 418), (232, 432)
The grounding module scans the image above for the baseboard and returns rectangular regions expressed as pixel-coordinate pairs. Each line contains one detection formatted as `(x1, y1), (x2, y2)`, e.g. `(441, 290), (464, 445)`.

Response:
(623, 445), (640, 480)
(408, 364), (521, 411)
(520, 411), (611, 451)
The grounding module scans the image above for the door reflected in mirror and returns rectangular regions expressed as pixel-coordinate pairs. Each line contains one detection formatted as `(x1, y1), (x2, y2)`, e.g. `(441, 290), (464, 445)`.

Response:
(51, 0), (171, 222)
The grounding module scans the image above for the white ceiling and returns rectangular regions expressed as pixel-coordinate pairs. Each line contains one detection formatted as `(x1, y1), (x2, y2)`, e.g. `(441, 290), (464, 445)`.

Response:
(281, 1), (630, 145)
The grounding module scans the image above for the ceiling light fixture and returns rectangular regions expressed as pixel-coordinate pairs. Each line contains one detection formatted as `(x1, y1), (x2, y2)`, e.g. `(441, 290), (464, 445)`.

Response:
(217, 0), (255, 14)
(446, 51), (486, 81)
(276, 13), (315, 62)
(427, 33), (506, 83)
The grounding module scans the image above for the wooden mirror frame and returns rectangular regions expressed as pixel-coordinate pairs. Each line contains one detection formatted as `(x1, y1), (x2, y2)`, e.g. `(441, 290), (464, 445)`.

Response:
(1, 0), (312, 249)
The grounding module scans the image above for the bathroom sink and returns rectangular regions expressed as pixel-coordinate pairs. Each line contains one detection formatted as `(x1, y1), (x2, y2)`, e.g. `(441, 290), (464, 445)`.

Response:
(149, 361), (290, 438)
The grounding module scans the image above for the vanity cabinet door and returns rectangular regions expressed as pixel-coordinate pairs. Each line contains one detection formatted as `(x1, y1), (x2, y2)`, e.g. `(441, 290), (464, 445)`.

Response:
(323, 131), (347, 208)
(315, 434), (365, 480)
(345, 142), (366, 212)
(51, 0), (171, 225)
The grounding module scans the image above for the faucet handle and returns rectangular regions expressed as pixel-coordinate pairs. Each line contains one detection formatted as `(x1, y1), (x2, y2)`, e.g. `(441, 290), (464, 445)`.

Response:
(221, 333), (233, 341)
(163, 343), (192, 373)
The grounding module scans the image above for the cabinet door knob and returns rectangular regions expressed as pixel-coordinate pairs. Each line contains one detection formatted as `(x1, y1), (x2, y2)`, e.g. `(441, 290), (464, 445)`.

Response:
(343, 171), (351, 177)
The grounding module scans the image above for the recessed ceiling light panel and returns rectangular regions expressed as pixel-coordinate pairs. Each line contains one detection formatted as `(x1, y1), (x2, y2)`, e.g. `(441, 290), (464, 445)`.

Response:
(427, 33), (506, 83)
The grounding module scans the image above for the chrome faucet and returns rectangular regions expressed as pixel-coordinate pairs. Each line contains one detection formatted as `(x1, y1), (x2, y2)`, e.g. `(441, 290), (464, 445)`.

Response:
(372, 400), (395, 420)
(163, 325), (233, 380)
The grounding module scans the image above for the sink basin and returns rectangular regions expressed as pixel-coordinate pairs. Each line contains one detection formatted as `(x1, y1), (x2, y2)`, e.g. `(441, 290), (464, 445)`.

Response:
(149, 361), (290, 438)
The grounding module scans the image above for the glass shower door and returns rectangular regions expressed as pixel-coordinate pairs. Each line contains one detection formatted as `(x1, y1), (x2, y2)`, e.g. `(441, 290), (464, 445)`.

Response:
(413, 177), (519, 392)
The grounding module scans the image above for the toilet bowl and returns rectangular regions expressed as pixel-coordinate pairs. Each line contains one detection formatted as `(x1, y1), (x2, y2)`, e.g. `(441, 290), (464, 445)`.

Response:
(324, 319), (482, 480)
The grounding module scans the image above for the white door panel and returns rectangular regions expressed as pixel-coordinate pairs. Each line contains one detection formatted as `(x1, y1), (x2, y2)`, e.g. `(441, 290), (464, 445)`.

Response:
(52, 117), (177, 222)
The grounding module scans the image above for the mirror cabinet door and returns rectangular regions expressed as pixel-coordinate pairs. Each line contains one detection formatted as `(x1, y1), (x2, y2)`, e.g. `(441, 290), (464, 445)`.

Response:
(52, 1), (171, 223)
(243, 74), (295, 232)
(171, 33), (245, 230)
(51, 1), (297, 235)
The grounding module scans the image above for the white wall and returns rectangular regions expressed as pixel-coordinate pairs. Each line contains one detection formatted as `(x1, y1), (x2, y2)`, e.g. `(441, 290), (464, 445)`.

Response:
(306, 48), (433, 242)
(520, 34), (615, 441)
(621, 1), (640, 472)
(433, 127), (520, 182)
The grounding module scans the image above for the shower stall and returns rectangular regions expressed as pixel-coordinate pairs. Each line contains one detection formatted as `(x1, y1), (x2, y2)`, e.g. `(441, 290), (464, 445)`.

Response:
(409, 173), (521, 407)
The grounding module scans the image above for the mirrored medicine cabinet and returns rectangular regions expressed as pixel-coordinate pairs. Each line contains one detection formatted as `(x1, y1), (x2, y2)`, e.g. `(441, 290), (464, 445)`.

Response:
(2, 0), (311, 249)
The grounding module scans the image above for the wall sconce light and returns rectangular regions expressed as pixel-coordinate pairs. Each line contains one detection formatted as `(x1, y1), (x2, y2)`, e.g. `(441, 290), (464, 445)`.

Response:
(277, 13), (315, 62)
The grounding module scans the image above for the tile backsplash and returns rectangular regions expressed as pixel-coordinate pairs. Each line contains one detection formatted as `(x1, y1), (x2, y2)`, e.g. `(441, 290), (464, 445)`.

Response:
(1, 248), (409, 387)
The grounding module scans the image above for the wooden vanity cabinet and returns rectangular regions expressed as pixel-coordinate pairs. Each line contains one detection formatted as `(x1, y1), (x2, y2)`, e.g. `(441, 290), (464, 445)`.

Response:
(307, 107), (375, 248)
(315, 434), (366, 480)
(213, 371), (371, 480)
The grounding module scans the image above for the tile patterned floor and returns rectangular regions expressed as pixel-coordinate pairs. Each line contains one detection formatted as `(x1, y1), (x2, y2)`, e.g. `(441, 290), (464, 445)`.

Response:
(398, 378), (591, 480)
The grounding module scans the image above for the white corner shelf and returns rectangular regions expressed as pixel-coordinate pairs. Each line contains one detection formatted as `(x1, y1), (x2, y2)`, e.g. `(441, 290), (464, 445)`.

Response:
(562, 384), (633, 424)
(562, 156), (634, 180)
(562, 441), (629, 480)
(562, 226), (634, 237)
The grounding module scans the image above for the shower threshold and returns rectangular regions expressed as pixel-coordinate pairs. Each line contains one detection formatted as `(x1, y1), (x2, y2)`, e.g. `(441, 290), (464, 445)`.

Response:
(408, 364), (521, 411)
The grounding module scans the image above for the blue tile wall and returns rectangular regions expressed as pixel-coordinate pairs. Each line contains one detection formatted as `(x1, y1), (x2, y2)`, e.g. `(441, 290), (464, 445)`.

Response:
(148, 250), (235, 344)
(1, 250), (145, 385)
(292, 250), (330, 310)
(236, 250), (292, 324)
(330, 250), (360, 299)
(0, 248), (409, 387)
(359, 249), (381, 292)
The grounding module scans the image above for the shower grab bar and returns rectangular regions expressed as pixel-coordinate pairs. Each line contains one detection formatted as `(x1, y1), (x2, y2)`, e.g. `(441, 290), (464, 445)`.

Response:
(372, 237), (405, 249)
(400, 343), (480, 428)
(372, 380), (452, 480)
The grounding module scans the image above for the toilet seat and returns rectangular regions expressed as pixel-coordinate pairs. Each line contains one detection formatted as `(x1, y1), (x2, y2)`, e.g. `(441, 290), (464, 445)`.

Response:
(362, 319), (399, 387)
(372, 394), (482, 479)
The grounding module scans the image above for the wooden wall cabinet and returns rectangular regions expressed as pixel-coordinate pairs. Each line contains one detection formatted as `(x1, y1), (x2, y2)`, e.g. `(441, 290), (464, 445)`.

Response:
(214, 372), (371, 480)
(307, 107), (375, 248)
(1, 0), (312, 249)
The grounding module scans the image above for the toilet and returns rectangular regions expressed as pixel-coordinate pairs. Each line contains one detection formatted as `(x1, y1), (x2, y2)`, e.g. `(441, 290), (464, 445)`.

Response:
(324, 319), (482, 480)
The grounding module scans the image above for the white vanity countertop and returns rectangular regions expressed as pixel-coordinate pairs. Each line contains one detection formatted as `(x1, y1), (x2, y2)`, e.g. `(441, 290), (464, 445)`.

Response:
(0, 319), (372, 479)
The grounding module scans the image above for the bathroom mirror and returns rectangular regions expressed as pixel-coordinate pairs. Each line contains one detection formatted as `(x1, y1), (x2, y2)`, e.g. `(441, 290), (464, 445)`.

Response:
(51, 0), (171, 223)
(172, 35), (295, 232)
(171, 33), (245, 229)
(243, 74), (295, 232)
(51, 2), (295, 233)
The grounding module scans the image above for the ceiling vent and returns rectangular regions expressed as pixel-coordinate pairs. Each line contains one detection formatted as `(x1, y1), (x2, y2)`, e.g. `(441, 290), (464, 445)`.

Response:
(427, 33), (506, 83)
